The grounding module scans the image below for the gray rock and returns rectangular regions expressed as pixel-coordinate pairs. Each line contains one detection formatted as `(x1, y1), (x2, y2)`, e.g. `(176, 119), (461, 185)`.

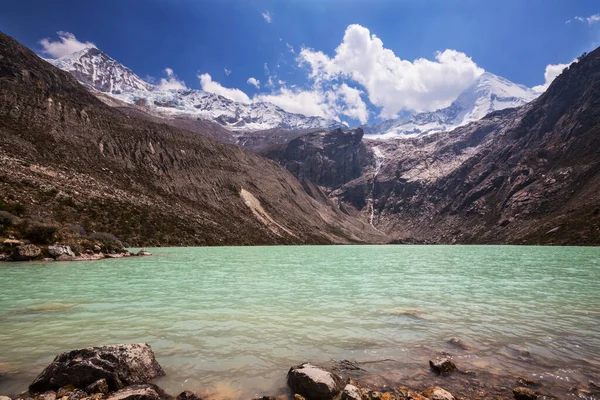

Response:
(38, 391), (56, 400)
(176, 391), (202, 400)
(513, 387), (538, 400)
(93, 245), (102, 253)
(47, 245), (75, 259)
(136, 249), (152, 256)
(429, 358), (457, 375)
(341, 384), (361, 400)
(29, 343), (165, 393)
(11, 244), (41, 261)
(0, 396), (13, 400)
(106, 384), (170, 400)
(287, 363), (343, 400)
(85, 379), (109, 395)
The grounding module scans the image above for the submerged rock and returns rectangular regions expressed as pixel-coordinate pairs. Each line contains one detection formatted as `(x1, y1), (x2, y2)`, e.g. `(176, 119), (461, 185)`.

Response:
(47, 245), (75, 259)
(176, 391), (202, 400)
(517, 377), (540, 387)
(446, 338), (470, 350)
(11, 244), (41, 261)
(421, 387), (454, 400)
(287, 363), (343, 400)
(513, 387), (538, 400)
(106, 384), (170, 400)
(29, 343), (165, 393)
(429, 358), (457, 375)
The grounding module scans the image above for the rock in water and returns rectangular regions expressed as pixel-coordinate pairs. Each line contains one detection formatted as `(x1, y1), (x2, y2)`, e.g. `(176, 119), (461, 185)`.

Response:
(513, 387), (538, 400)
(47, 245), (75, 259)
(136, 249), (152, 256)
(106, 384), (170, 400)
(341, 384), (362, 400)
(29, 343), (165, 393)
(176, 392), (202, 400)
(428, 358), (457, 375)
(421, 387), (455, 400)
(287, 363), (343, 400)
(11, 244), (41, 261)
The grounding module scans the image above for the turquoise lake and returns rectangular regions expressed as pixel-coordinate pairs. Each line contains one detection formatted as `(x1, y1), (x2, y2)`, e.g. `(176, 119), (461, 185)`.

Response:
(0, 245), (599, 398)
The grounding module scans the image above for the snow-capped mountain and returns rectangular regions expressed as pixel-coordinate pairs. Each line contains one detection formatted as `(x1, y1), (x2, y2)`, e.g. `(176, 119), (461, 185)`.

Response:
(363, 72), (539, 139)
(47, 47), (341, 132)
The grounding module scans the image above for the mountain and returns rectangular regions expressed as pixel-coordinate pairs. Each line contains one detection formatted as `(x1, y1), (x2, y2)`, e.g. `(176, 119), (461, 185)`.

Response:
(0, 31), (384, 246)
(364, 72), (539, 138)
(260, 52), (600, 245)
(47, 47), (342, 132)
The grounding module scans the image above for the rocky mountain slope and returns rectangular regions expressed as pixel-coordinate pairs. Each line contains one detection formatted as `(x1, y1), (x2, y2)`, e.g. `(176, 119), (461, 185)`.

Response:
(264, 52), (600, 245)
(364, 72), (539, 138)
(0, 31), (385, 246)
(47, 47), (342, 132)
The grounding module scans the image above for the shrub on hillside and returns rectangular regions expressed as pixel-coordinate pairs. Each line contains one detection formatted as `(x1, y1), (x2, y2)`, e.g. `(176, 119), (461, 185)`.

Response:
(21, 220), (60, 244)
(88, 232), (124, 253)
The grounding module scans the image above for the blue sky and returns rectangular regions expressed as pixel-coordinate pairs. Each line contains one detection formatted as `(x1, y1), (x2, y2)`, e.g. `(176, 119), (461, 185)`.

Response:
(1, 0), (599, 125)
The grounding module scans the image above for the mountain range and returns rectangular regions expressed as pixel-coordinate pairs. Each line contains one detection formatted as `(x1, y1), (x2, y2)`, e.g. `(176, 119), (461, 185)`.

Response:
(46, 45), (541, 138)
(0, 30), (599, 246)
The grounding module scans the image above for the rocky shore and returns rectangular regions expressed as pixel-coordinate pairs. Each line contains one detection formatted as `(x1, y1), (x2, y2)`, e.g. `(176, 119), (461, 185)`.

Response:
(0, 343), (584, 400)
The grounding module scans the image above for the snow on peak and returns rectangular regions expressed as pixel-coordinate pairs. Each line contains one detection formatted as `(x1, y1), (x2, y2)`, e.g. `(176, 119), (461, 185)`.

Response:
(47, 47), (340, 132)
(364, 71), (539, 139)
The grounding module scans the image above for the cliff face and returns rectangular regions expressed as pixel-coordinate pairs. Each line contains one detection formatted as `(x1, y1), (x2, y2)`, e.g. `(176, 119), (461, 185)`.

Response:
(0, 32), (385, 246)
(263, 128), (367, 189)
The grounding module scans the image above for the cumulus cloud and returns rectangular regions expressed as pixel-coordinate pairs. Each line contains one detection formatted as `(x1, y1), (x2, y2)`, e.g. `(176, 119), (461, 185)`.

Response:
(254, 83), (369, 124)
(262, 10), (272, 23)
(39, 31), (95, 58)
(567, 14), (600, 24)
(158, 68), (187, 90)
(247, 77), (261, 89)
(298, 24), (484, 117)
(532, 61), (573, 92)
(224, 68), (232, 76)
(199, 73), (251, 103)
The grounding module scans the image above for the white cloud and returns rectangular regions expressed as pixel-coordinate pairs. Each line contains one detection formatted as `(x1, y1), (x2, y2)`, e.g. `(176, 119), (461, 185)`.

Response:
(567, 14), (600, 24)
(247, 77), (261, 89)
(253, 83), (369, 124)
(262, 10), (272, 23)
(158, 68), (187, 91)
(298, 24), (484, 117)
(39, 31), (95, 58)
(198, 73), (251, 103)
(286, 42), (295, 54)
(224, 68), (232, 76)
(532, 61), (573, 93)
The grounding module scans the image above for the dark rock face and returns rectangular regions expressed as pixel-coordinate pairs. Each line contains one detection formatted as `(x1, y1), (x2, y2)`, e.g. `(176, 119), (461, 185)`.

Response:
(85, 378), (109, 394)
(513, 387), (538, 400)
(29, 343), (165, 393)
(264, 128), (366, 189)
(105, 384), (171, 400)
(287, 363), (344, 400)
(429, 358), (457, 375)
(11, 244), (41, 261)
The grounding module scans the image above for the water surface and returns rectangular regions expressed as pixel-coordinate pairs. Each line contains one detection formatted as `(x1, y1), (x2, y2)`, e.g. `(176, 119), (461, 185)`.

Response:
(0, 245), (599, 398)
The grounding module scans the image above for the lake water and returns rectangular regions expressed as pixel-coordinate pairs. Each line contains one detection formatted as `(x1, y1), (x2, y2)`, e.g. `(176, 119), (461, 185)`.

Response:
(0, 245), (599, 399)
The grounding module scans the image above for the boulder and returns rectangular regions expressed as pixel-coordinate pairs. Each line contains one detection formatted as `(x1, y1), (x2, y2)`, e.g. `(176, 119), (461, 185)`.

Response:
(11, 244), (41, 261)
(47, 245), (75, 259)
(428, 358), (457, 375)
(106, 384), (170, 400)
(421, 387), (454, 400)
(513, 387), (538, 400)
(37, 391), (56, 400)
(287, 363), (343, 400)
(341, 384), (361, 400)
(136, 249), (152, 257)
(85, 379), (109, 395)
(0, 396), (12, 400)
(176, 392), (202, 400)
(517, 377), (540, 387)
(29, 343), (165, 393)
